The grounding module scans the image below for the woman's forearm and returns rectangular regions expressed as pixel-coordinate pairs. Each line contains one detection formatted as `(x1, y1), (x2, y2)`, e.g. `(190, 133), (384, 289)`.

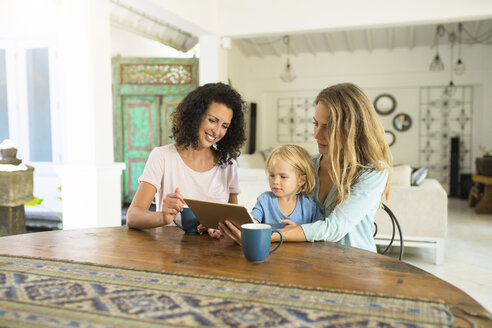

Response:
(126, 206), (165, 229)
(228, 193), (238, 204)
(273, 226), (307, 242)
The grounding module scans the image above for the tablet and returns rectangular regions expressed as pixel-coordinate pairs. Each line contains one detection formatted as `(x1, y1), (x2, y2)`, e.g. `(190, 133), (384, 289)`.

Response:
(183, 198), (255, 229)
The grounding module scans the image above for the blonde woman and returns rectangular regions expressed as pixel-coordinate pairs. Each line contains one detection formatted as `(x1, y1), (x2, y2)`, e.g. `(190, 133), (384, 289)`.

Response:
(220, 83), (391, 252)
(252, 144), (323, 226)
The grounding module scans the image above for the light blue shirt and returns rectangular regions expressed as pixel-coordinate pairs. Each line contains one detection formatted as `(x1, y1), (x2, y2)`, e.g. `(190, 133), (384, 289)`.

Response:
(251, 192), (324, 225)
(300, 154), (389, 252)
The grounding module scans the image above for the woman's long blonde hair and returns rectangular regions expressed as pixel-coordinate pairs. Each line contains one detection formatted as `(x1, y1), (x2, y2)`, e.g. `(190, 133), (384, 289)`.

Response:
(315, 83), (392, 209)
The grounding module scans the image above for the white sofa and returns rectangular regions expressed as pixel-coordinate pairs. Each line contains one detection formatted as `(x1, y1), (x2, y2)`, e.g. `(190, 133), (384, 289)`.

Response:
(236, 153), (270, 211)
(374, 165), (448, 265)
(236, 154), (448, 265)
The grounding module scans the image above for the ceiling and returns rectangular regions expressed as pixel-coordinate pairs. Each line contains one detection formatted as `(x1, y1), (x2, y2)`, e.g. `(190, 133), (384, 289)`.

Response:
(109, 0), (198, 52)
(233, 18), (492, 58)
(108, 0), (492, 58)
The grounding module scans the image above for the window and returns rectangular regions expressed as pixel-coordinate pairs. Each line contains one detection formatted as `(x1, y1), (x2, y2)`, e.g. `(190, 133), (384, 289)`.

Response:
(26, 48), (53, 162)
(0, 49), (8, 142)
(0, 42), (57, 164)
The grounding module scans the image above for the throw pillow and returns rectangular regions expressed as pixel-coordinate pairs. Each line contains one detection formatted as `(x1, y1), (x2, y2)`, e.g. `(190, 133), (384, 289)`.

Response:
(411, 167), (428, 186)
(259, 147), (274, 161)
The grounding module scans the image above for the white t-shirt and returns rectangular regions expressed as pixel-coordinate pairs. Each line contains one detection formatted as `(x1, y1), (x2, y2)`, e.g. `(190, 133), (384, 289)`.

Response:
(138, 144), (241, 225)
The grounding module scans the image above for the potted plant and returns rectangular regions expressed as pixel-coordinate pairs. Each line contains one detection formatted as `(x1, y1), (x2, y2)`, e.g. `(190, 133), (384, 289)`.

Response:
(476, 145), (492, 177)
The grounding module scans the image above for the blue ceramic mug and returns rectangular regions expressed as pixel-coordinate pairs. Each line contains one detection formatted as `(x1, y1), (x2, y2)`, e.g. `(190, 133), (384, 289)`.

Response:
(241, 223), (283, 262)
(173, 206), (199, 234)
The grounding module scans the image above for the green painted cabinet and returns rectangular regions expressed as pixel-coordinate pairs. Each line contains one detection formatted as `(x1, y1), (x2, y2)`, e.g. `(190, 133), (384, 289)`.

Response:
(112, 57), (198, 203)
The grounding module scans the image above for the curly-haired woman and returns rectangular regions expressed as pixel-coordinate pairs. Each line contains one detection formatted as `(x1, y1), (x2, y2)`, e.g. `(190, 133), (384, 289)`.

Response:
(127, 82), (247, 234)
(220, 83), (391, 252)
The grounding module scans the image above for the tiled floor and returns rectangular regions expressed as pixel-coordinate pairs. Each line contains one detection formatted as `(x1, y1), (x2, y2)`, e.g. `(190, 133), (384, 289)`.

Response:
(395, 198), (492, 314)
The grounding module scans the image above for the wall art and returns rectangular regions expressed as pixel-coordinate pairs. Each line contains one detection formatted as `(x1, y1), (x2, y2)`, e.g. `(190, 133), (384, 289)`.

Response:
(385, 130), (396, 147)
(419, 86), (473, 193)
(374, 94), (397, 115)
(393, 113), (412, 132)
(277, 97), (315, 142)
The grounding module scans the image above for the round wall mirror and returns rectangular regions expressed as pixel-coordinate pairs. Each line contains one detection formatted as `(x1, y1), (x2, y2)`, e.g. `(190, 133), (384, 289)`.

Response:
(385, 130), (396, 146)
(374, 94), (397, 115)
(393, 113), (412, 132)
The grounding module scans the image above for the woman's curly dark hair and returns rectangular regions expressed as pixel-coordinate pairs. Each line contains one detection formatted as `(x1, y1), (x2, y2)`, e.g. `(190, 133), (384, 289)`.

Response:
(171, 82), (247, 166)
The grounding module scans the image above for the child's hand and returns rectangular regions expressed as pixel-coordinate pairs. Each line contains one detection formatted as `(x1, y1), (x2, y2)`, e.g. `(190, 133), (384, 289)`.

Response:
(197, 224), (222, 239)
(207, 228), (222, 239)
(280, 219), (298, 227)
(197, 224), (208, 234)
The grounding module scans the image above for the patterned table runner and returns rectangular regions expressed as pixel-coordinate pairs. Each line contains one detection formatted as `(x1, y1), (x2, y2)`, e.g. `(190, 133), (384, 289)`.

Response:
(0, 255), (453, 327)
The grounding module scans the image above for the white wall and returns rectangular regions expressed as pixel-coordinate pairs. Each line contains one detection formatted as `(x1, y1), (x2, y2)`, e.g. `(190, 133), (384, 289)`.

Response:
(0, 0), (59, 39)
(227, 43), (492, 171)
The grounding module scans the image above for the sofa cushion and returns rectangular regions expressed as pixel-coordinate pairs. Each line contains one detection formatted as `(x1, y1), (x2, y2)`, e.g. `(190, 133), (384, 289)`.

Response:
(391, 164), (412, 187)
(237, 167), (267, 181)
(237, 167), (270, 210)
(374, 178), (448, 238)
(237, 153), (265, 169)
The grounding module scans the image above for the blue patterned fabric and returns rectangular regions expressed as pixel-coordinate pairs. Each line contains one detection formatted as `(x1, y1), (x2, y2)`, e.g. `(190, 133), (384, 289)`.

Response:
(0, 256), (453, 327)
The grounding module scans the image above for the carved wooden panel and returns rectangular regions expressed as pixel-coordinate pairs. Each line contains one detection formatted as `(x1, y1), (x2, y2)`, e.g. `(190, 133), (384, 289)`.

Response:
(120, 64), (193, 85)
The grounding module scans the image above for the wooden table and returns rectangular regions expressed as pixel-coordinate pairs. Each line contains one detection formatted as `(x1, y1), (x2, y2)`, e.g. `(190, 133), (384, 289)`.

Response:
(0, 226), (490, 326)
(472, 174), (492, 214)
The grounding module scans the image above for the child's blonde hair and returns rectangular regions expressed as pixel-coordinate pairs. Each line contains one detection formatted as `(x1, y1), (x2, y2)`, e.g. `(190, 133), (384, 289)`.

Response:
(265, 144), (316, 196)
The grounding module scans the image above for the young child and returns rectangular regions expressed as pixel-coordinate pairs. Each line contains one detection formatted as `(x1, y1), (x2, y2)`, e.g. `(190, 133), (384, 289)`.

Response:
(251, 144), (324, 225)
